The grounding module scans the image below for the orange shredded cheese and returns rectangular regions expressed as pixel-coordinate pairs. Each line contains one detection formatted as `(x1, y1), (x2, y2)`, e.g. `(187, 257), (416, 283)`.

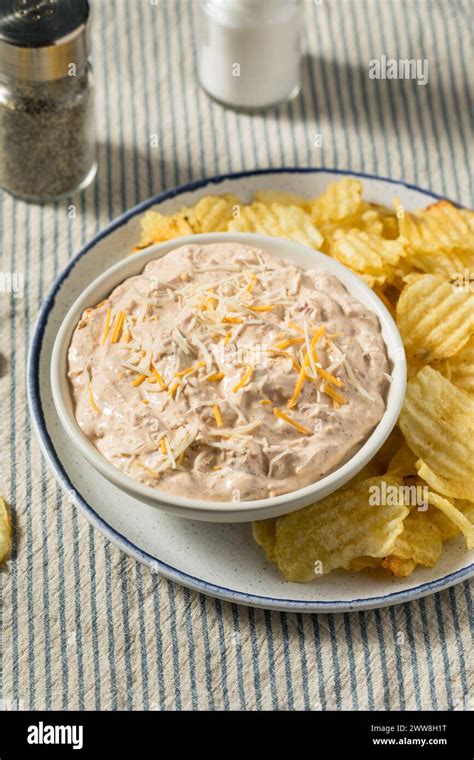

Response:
(223, 316), (244, 324)
(175, 361), (205, 378)
(287, 367), (307, 409)
(132, 374), (147, 387)
(152, 367), (166, 389)
(316, 366), (344, 388)
(288, 321), (304, 334)
(274, 337), (305, 350)
(323, 384), (347, 407)
(287, 326), (326, 408)
(160, 438), (168, 455)
(268, 348), (301, 372)
(206, 372), (224, 382)
(88, 386), (100, 413)
(233, 366), (253, 393)
(168, 381), (180, 397)
(224, 332), (232, 345)
(206, 289), (218, 311)
(259, 399), (272, 406)
(249, 305), (275, 312)
(101, 308), (112, 345)
(110, 310), (126, 344)
(212, 404), (223, 427)
(310, 326), (326, 347)
(273, 407), (311, 435)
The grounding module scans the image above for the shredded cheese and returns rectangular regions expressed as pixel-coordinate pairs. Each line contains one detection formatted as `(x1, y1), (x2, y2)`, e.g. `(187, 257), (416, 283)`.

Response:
(88, 386), (100, 414)
(132, 374), (147, 387)
(316, 366), (344, 388)
(174, 361), (206, 379)
(110, 310), (126, 343)
(246, 274), (257, 292)
(287, 321), (304, 334)
(101, 308), (112, 346)
(287, 367), (307, 409)
(233, 365), (253, 393)
(342, 358), (376, 401)
(151, 366), (166, 389)
(168, 381), (180, 397)
(212, 404), (223, 427)
(192, 335), (213, 371)
(135, 461), (159, 479)
(206, 371), (224, 382)
(267, 348), (301, 372)
(249, 305), (275, 312)
(322, 384), (347, 407)
(268, 448), (293, 477)
(287, 326), (326, 408)
(273, 407), (311, 435)
(274, 337), (304, 350)
(173, 328), (193, 355)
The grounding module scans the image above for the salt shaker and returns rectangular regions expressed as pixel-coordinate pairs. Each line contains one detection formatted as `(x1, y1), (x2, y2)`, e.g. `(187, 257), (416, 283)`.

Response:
(0, 0), (96, 202)
(199, 0), (302, 111)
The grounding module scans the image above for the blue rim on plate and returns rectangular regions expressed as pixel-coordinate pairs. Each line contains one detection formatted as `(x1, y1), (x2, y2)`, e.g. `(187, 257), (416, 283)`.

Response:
(27, 167), (473, 611)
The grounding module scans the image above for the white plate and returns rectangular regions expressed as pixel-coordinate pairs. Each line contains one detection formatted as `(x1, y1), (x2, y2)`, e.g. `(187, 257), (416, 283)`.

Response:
(27, 168), (474, 612)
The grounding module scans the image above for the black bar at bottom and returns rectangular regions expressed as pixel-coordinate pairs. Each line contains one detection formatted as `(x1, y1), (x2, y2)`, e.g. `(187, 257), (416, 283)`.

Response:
(0, 709), (469, 757)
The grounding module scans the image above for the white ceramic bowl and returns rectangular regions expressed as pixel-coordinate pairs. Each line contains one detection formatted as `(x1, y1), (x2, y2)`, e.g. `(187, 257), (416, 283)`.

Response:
(50, 232), (406, 522)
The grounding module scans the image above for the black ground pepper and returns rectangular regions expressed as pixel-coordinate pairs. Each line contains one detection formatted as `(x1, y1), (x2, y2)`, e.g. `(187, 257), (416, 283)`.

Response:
(0, 0), (96, 202)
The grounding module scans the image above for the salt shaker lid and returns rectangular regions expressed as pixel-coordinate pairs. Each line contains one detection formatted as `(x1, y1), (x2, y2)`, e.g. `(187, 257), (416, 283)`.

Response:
(0, 0), (91, 82)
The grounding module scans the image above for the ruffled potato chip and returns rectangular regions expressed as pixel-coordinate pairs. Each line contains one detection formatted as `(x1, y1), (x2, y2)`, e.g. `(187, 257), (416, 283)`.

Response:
(427, 499), (474, 542)
(137, 209), (193, 248)
(399, 368), (474, 499)
(272, 476), (409, 581)
(310, 178), (366, 226)
(252, 519), (277, 562)
(367, 204), (399, 239)
(320, 208), (389, 255)
(397, 200), (474, 254)
(0, 497), (11, 563)
(386, 512), (443, 567)
(227, 201), (323, 249)
(254, 190), (310, 210)
(381, 556), (417, 577)
(396, 274), (474, 360)
(345, 556), (383, 571)
(416, 459), (474, 503)
(406, 248), (474, 277)
(425, 492), (474, 549)
(440, 336), (474, 396)
(184, 194), (240, 233)
(331, 229), (409, 286)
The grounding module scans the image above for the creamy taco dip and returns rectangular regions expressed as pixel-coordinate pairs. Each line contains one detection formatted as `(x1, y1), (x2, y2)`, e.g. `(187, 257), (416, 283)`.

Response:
(67, 243), (390, 501)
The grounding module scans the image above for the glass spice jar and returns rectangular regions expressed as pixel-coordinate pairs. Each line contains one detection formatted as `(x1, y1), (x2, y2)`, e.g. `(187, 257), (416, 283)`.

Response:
(199, 0), (302, 111)
(0, 0), (96, 202)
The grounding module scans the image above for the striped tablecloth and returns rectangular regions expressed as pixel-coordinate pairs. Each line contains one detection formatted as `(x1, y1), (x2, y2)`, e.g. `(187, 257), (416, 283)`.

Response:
(1, 0), (472, 711)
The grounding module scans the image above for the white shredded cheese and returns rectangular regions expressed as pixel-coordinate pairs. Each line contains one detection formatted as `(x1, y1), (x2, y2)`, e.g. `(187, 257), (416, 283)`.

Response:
(342, 358), (376, 401)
